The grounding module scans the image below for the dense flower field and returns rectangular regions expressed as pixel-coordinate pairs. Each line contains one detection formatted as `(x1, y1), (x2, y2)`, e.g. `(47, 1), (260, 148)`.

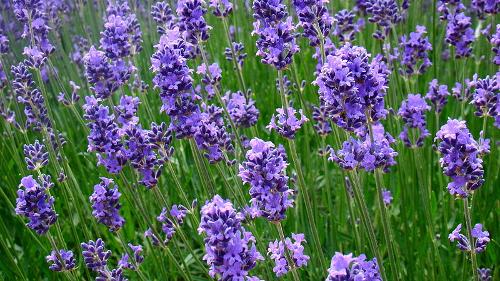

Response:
(0, 0), (498, 280)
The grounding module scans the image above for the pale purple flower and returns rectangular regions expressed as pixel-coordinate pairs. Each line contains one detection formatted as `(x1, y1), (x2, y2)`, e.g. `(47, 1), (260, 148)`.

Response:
(399, 25), (432, 75)
(425, 79), (449, 113)
(491, 24), (500, 65)
(23, 140), (49, 171)
(268, 233), (310, 277)
(325, 252), (382, 280)
(223, 91), (259, 128)
(81, 238), (111, 271)
(449, 223), (490, 253)
(119, 244), (144, 270)
(382, 189), (393, 205)
(46, 249), (76, 272)
(398, 94), (431, 147)
(267, 106), (309, 139)
(89, 177), (125, 232)
(292, 0), (333, 46)
(471, 73), (499, 128)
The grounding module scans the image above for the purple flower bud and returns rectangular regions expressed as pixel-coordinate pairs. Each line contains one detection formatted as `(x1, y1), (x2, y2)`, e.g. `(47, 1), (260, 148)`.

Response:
(399, 25), (432, 75)
(268, 233), (310, 277)
(81, 238), (111, 271)
(89, 177), (125, 232)
(151, 1), (175, 35)
(333, 9), (363, 43)
(15, 175), (57, 235)
(209, 0), (233, 17)
(478, 268), (492, 281)
(471, 73), (499, 128)
(382, 188), (393, 205)
(292, 0), (333, 46)
(366, 0), (403, 40)
(425, 79), (449, 113)
(177, 0), (211, 50)
(224, 42), (247, 67)
(46, 249), (76, 272)
(326, 252), (382, 280)
(448, 223), (490, 253)
(223, 91), (260, 128)
(312, 103), (332, 136)
(471, 0), (499, 19)
(398, 94), (431, 147)
(267, 106), (309, 139)
(119, 244), (144, 271)
(23, 140), (49, 171)
(491, 24), (500, 65)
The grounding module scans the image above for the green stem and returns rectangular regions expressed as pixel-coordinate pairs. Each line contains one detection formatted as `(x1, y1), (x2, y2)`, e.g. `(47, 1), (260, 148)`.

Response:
(275, 222), (301, 281)
(463, 198), (479, 281)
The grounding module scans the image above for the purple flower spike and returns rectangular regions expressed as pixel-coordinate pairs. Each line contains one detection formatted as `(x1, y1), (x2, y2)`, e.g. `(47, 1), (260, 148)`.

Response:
(398, 94), (431, 147)
(239, 138), (294, 221)
(292, 0), (333, 47)
(326, 252), (382, 280)
(471, 0), (499, 19)
(448, 223), (490, 253)
(366, 0), (402, 40)
(151, 1), (175, 35)
(84, 46), (120, 99)
(223, 91), (260, 128)
(119, 243), (144, 270)
(89, 177), (125, 232)
(471, 73), (499, 128)
(81, 238), (111, 271)
(399, 25), (432, 75)
(491, 25), (500, 65)
(197, 63), (222, 99)
(268, 233), (310, 277)
(425, 79), (449, 113)
(198, 195), (264, 280)
(435, 119), (487, 197)
(177, 0), (211, 53)
(23, 140), (49, 171)
(439, 1), (474, 58)
(333, 9), (363, 43)
(267, 106), (309, 139)
(478, 268), (492, 281)
(46, 249), (76, 272)
(312, 103), (332, 136)
(225, 42), (247, 67)
(15, 175), (57, 235)
(209, 0), (233, 17)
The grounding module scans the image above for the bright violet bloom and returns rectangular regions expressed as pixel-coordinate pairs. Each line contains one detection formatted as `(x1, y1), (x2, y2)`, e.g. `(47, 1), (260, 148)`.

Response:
(209, 0), (233, 17)
(197, 63), (222, 99)
(151, 1), (175, 35)
(471, 72), (499, 128)
(292, 0), (333, 46)
(435, 119), (488, 197)
(89, 177), (125, 232)
(314, 44), (390, 133)
(23, 140), (48, 171)
(478, 268), (492, 281)
(471, 0), (499, 19)
(425, 79), (449, 113)
(119, 244), (144, 270)
(366, 0), (403, 40)
(239, 138), (294, 221)
(382, 188), (393, 205)
(83, 46), (122, 100)
(177, 0), (211, 56)
(267, 106), (309, 139)
(252, 0), (299, 69)
(491, 24), (500, 65)
(268, 233), (310, 277)
(438, 1), (474, 58)
(448, 223), (490, 253)
(15, 175), (57, 235)
(46, 249), (76, 272)
(333, 9), (363, 43)
(398, 94), (431, 147)
(198, 195), (263, 280)
(223, 91), (260, 128)
(325, 252), (382, 280)
(399, 25), (432, 75)
(81, 238), (111, 271)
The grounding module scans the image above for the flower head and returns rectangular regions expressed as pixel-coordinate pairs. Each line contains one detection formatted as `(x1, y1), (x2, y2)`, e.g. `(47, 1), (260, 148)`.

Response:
(89, 177), (125, 232)
(46, 249), (76, 272)
(268, 233), (310, 277)
(325, 252), (382, 280)
(267, 106), (309, 139)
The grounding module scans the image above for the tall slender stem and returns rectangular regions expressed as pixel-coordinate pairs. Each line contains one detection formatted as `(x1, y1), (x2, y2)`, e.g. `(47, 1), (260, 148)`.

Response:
(275, 222), (301, 281)
(463, 198), (479, 281)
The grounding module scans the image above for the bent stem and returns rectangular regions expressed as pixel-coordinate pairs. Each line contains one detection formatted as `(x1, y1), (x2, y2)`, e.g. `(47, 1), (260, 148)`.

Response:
(463, 197), (479, 281)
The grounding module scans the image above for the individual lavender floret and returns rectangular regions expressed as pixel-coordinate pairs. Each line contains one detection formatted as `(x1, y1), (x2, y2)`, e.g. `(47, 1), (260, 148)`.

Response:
(325, 252), (382, 280)
(57, 81), (81, 107)
(333, 9), (363, 43)
(198, 195), (264, 280)
(89, 177), (125, 232)
(292, 0), (334, 47)
(224, 42), (247, 67)
(382, 188), (393, 205)
(81, 238), (111, 271)
(448, 223), (490, 253)
(197, 63), (222, 99)
(471, 73), (499, 128)
(223, 91), (260, 128)
(478, 268), (492, 281)
(194, 104), (234, 163)
(46, 249), (76, 272)
(209, 0), (233, 17)
(435, 119), (487, 197)
(84, 46), (120, 99)
(425, 79), (449, 113)
(239, 138), (294, 221)
(399, 25), (432, 75)
(151, 1), (175, 35)
(11, 62), (52, 131)
(252, 0), (299, 70)
(268, 233), (310, 277)
(23, 140), (49, 171)
(366, 0), (402, 40)
(177, 0), (211, 49)
(267, 106), (308, 139)
(15, 175), (57, 235)
(119, 244), (144, 270)
(491, 24), (500, 65)
(398, 94), (431, 147)
(170, 204), (189, 224)
(312, 103), (332, 136)
(314, 44), (389, 133)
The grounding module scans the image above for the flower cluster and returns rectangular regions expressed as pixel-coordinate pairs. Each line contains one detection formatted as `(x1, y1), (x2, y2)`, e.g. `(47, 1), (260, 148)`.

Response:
(198, 195), (263, 280)
(209, 0), (233, 17)
(435, 119), (488, 197)
(89, 177), (125, 232)
(491, 24), (500, 65)
(46, 249), (76, 272)
(267, 106), (308, 139)
(145, 204), (188, 246)
(223, 91), (259, 128)
(83, 46), (124, 99)
(252, 0), (299, 69)
(439, 1), (474, 58)
(383, 189), (393, 205)
(151, 1), (175, 35)
(151, 28), (201, 138)
(105, 0), (142, 55)
(425, 79), (450, 113)
(81, 238), (126, 280)
(333, 9), (363, 43)
(471, 0), (499, 19)
(23, 140), (48, 171)
(197, 63), (222, 99)
(15, 175), (57, 235)
(314, 44), (389, 133)
(398, 94), (431, 147)
(194, 104), (234, 163)
(238, 138), (294, 221)
(366, 0), (402, 40)
(312, 103), (332, 136)
(119, 244), (144, 271)
(224, 42), (247, 67)
(329, 123), (398, 172)
(177, 0), (211, 53)
(57, 81), (81, 107)
(478, 268), (492, 281)
(471, 72), (499, 128)
(449, 223), (490, 253)
(292, 0), (333, 46)
(325, 252), (382, 280)
(399, 25), (432, 75)
(13, 0), (55, 68)
(268, 233), (310, 277)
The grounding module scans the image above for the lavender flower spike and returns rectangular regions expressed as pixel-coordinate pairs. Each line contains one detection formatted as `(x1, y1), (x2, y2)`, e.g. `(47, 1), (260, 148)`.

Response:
(267, 106), (309, 139)
(23, 140), (49, 171)
(89, 177), (125, 232)
(398, 94), (431, 147)
(448, 223), (490, 253)
(425, 79), (449, 113)
(81, 238), (111, 271)
(46, 249), (76, 272)
(325, 252), (382, 280)
(268, 233), (310, 277)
